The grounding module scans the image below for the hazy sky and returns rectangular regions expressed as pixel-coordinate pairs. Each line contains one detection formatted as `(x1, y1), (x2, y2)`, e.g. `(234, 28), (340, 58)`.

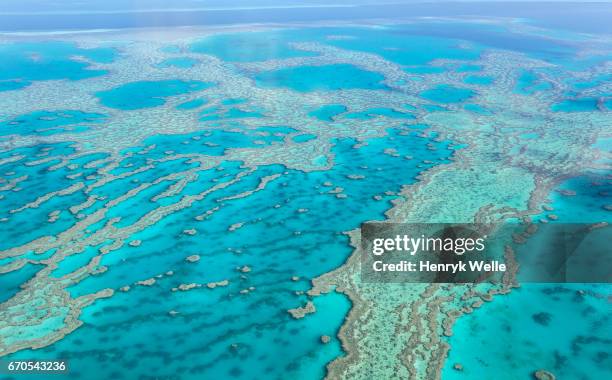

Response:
(0, 1), (610, 34)
(1, 0), (610, 14)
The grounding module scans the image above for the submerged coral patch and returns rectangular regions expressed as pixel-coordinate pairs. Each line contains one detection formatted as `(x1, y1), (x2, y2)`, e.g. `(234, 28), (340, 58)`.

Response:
(156, 57), (199, 68)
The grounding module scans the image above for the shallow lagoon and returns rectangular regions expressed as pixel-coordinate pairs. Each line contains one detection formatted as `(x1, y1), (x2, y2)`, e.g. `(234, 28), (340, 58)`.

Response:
(255, 64), (388, 92)
(97, 80), (214, 110)
(0, 41), (116, 84)
(420, 84), (476, 104)
(190, 30), (318, 62)
(443, 283), (611, 380)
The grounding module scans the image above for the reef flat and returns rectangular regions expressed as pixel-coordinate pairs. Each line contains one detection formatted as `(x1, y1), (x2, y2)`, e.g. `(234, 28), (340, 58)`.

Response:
(0, 17), (610, 380)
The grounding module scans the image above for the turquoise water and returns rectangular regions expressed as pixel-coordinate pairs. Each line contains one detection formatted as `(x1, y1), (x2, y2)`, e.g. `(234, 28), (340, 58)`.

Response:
(324, 26), (481, 66)
(0, 80), (30, 92)
(255, 64), (388, 92)
(464, 104), (493, 115)
(176, 98), (207, 110)
(422, 104), (448, 112)
(463, 75), (494, 85)
(293, 134), (317, 143)
(564, 73), (612, 90)
(0, 142), (99, 251)
(551, 98), (601, 112)
(3, 128), (455, 379)
(344, 107), (415, 120)
(308, 104), (347, 122)
(190, 30), (318, 62)
(1, 110), (106, 136)
(96, 80), (214, 110)
(443, 284), (611, 380)
(397, 21), (575, 61)
(0, 262), (42, 303)
(514, 69), (553, 95)
(457, 64), (483, 72)
(443, 170), (612, 380)
(222, 98), (247, 106)
(420, 84), (476, 104)
(0, 44), (456, 375)
(0, 41), (116, 84)
(536, 172), (612, 224)
(1, 16), (611, 380)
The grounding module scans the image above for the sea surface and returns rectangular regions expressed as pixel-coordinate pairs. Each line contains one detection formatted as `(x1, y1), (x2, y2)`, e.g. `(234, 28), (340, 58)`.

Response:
(0, 2), (610, 379)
